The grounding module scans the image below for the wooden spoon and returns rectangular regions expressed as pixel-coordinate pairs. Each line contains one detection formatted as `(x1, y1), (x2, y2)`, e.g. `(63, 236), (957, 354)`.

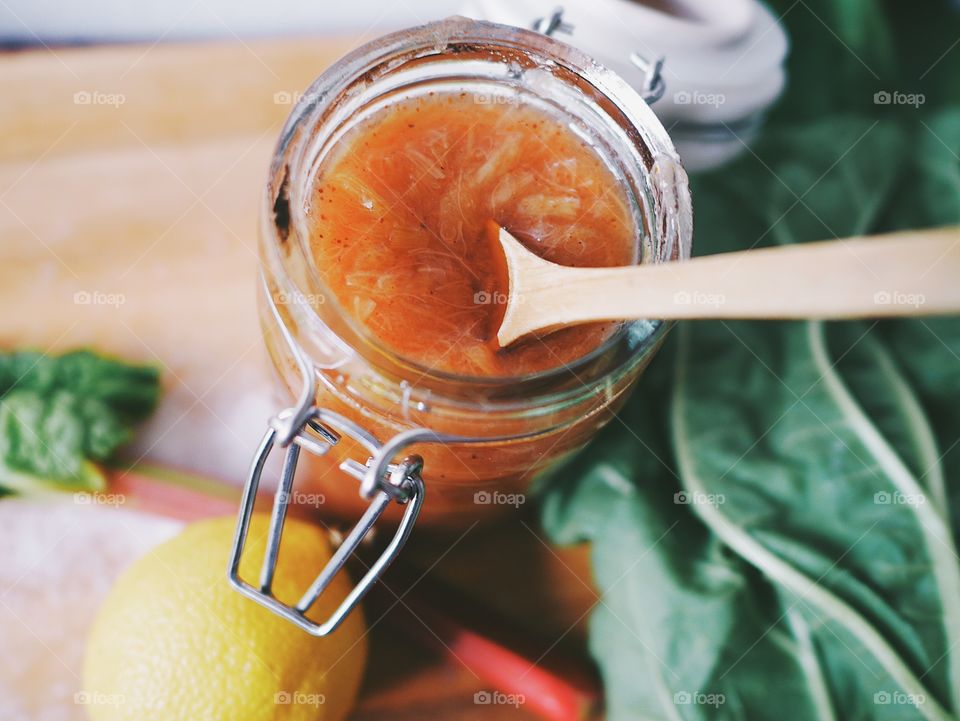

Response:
(488, 223), (960, 347)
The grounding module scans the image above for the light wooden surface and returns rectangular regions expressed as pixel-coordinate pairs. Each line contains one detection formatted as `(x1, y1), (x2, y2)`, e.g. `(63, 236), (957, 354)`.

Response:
(495, 225), (960, 346)
(0, 38), (597, 720)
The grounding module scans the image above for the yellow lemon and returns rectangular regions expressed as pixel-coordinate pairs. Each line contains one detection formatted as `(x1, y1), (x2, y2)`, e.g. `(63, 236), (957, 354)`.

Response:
(83, 514), (367, 721)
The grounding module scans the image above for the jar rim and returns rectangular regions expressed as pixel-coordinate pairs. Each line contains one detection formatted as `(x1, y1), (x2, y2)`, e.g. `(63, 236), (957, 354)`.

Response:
(262, 16), (692, 413)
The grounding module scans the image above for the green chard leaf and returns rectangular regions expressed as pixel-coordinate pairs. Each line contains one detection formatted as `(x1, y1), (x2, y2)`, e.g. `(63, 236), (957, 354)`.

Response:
(541, 2), (960, 718)
(873, 106), (960, 537)
(673, 320), (960, 720)
(0, 350), (160, 494)
(543, 352), (831, 720)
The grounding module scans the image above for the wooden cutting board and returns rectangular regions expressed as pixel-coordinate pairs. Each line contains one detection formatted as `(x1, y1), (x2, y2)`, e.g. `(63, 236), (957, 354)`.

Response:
(0, 37), (598, 720)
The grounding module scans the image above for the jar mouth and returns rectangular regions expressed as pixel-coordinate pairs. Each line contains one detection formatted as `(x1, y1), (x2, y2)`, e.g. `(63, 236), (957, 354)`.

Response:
(263, 16), (692, 409)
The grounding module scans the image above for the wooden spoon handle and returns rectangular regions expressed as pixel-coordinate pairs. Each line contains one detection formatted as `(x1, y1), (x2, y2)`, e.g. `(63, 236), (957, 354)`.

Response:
(504, 227), (960, 339)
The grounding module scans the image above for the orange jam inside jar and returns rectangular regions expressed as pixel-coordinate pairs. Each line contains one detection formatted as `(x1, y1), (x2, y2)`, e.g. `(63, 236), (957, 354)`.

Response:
(308, 93), (636, 377)
(258, 18), (692, 527)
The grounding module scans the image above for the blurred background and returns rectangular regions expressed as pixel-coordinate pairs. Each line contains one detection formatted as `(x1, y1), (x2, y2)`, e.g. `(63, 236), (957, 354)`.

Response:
(0, 1), (444, 44)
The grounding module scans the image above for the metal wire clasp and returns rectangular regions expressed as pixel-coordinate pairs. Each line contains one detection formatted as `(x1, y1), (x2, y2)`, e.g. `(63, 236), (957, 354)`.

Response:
(532, 7), (666, 105)
(228, 395), (434, 635)
(228, 275), (509, 635)
(228, 279), (450, 636)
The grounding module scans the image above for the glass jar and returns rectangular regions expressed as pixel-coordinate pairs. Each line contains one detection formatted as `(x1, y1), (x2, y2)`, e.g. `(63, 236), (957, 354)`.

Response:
(230, 15), (691, 636)
(257, 15), (691, 531)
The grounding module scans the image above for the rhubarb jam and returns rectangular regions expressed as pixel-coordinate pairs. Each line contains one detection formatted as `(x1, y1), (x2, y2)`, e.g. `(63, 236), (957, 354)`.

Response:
(307, 91), (637, 376)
